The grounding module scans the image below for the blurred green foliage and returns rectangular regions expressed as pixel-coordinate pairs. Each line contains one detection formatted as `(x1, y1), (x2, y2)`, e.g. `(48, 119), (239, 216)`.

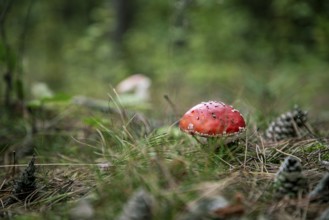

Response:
(1, 0), (328, 115)
(1, 2), (329, 218)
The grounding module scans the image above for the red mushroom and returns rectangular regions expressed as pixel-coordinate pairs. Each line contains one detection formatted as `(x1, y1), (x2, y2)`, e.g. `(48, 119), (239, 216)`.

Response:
(179, 101), (246, 138)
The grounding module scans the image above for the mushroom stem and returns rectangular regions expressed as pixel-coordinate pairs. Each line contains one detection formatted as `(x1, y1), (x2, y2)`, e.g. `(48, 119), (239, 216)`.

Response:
(192, 135), (206, 145)
(207, 137), (220, 149)
(209, 138), (240, 161)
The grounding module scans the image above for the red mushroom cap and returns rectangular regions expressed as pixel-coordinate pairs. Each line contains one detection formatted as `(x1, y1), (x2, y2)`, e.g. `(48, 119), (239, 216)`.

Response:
(179, 101), (246, 137)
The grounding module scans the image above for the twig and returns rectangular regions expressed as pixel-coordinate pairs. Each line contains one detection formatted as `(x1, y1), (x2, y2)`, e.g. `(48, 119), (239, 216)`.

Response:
(164, 94), (178, 118)
(0, 163), (115, 168)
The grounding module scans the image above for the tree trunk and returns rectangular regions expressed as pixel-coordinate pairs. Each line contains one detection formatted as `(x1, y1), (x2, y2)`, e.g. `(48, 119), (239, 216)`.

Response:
(112, 0), (135, 51)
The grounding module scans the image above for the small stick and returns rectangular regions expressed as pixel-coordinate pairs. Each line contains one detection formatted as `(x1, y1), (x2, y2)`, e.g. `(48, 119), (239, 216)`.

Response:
(164, 94), (178, 117)
(192, 135), (206, 145)
(301, 121), (328, 147)
(13, 151), (16, 177)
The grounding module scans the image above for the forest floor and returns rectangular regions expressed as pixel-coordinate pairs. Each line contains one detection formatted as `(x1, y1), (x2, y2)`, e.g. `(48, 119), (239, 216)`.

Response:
(0, 101), (329, 220)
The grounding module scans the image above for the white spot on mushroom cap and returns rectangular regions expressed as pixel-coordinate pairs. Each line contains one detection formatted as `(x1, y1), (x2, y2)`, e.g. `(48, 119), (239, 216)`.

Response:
(231, 109), (239, 113)
(188, 123), (194, 131)
(207, 100), (225, 106)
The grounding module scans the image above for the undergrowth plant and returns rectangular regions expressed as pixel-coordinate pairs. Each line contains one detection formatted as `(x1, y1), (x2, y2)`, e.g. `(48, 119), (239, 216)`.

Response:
(0, 98), (328, 220)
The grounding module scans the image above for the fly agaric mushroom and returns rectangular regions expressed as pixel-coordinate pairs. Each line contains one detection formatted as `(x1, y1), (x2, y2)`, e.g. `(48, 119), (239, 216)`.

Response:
(179, 101), (246, 138)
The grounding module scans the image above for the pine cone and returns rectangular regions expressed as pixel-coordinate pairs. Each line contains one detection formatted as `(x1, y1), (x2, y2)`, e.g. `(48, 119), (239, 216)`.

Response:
(274, 156), (307, 198)
(309, 173), (329, 203)
(3, 155), (37, 207)
(317, 207), (329, 220)
(265, 106), (308, 142)
(179, 196), (229, 220)
(13, 155), (37, 200)
(117, 189), (154, 220)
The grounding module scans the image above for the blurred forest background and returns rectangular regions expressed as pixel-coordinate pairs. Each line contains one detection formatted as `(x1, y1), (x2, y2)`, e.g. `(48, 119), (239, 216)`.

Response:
(1, 1), (329, 219)
(1, 0), (329, 117)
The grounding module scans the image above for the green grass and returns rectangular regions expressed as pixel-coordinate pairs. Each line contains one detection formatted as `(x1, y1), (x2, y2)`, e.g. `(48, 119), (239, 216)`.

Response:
(0, 99), (328, 220)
